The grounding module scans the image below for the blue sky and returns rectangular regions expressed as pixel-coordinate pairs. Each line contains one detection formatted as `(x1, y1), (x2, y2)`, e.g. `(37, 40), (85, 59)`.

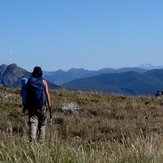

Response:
(0, 0), (163, 72)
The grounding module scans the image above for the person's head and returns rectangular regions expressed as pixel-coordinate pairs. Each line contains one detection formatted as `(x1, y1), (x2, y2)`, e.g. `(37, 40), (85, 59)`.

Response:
(31, 66), (43, 77)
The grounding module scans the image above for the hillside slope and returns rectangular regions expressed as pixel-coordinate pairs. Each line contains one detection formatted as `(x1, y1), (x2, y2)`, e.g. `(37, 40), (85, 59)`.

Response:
(0, 63), (59, 89)
(62, 69), (163, 96)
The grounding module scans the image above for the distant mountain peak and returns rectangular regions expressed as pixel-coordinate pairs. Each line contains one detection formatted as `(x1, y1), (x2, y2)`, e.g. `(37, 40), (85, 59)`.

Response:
(137, 64), (163, 70)
(137, 64), (153, 70)
(0, 63), (59, 89)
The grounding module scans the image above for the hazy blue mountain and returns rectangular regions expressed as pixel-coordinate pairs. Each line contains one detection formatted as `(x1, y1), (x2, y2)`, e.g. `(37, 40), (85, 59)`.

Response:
(62, 69), (163, 96)
(43, 67), (148, 85)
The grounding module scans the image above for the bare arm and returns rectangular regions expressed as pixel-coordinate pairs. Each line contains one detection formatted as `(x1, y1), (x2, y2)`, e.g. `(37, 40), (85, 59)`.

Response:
(43, 80), (52, 108)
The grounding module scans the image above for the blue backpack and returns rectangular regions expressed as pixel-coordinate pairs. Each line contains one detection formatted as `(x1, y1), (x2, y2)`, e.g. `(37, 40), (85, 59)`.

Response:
(26, 77), (46, 112)
(21, 78), (28, 106)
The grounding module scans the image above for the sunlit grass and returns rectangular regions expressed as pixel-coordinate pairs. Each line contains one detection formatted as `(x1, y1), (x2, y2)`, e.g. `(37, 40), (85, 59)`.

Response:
(0, 132), (163, 162)
(0, 86), (163, 162)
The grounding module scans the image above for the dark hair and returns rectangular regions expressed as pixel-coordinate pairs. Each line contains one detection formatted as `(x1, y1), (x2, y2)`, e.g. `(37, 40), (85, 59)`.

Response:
(31, 66), (43, 77)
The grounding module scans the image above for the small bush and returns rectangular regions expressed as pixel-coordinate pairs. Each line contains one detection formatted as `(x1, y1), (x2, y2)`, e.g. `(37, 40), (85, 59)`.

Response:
(8, 109), (22, 118)
(54, 117), (64, 125)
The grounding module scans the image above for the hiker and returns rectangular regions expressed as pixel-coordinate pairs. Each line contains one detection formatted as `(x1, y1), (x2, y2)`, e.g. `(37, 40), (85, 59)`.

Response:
(26, 66), (52, 142)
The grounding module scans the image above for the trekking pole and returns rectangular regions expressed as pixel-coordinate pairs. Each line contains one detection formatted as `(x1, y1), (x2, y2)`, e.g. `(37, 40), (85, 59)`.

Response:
(49, 107), (53, 140)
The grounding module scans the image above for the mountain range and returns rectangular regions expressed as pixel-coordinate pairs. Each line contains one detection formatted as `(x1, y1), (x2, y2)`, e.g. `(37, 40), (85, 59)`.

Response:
(0, 64), (59, 89)
(0, 63), (163, 96)
(63, 69), (163, 96)
(43, 67), (148, 86)
(43, 64), (163, 86)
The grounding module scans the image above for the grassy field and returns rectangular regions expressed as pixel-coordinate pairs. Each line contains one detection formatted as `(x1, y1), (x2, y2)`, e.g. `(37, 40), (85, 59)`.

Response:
(0, 86), (163, 162)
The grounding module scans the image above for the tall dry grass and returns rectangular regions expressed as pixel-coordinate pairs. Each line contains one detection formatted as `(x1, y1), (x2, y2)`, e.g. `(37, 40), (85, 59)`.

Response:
(0, 86), (163, 162)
